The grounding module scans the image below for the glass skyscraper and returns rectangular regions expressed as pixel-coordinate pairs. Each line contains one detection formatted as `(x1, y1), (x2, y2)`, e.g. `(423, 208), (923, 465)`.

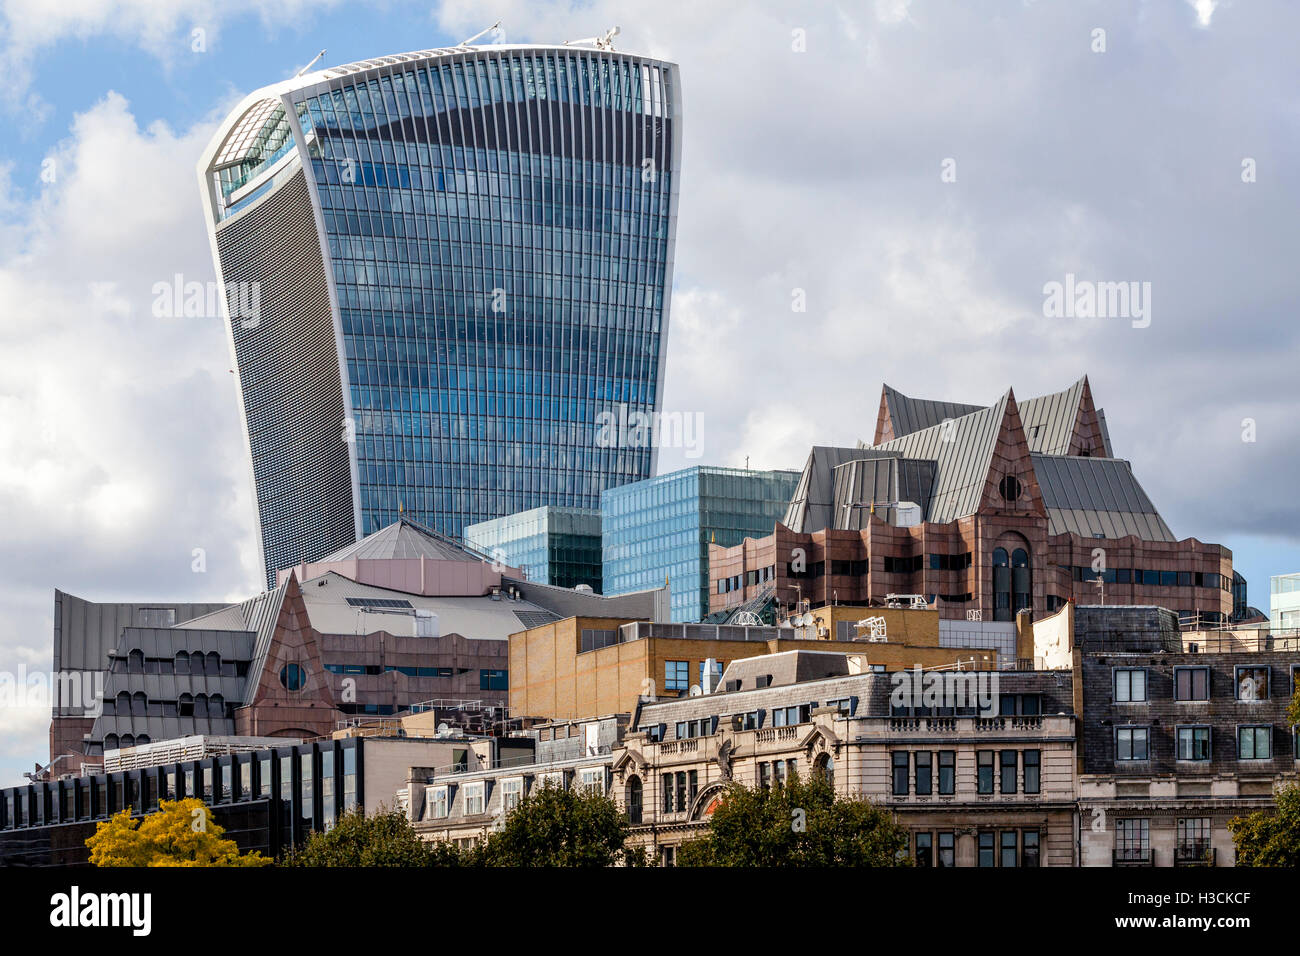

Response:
(601, 466), (801, 622)
(198, 44), (681, 583)
(464, 506), (602, 590)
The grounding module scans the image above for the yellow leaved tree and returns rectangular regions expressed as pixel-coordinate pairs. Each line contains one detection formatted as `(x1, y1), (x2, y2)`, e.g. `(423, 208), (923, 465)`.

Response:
(86, 798), (270, 867)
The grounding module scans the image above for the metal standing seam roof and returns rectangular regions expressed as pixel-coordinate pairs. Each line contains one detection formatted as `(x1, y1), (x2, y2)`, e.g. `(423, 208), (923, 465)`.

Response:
(881, 377), (1101, 458)
(880, 384), (983, 440)
(1016, 378), (1087, 455)
(831, 456), (937, 528)
(90, 628), (257, 743)
(1096, 408), (1115, 457)
(317, 519), (486, 563)
(783, 446), (901, 532)
(179, 578), (290, 700)
(866, 392), (1012, 525)
(1030, 453), (1174, 541)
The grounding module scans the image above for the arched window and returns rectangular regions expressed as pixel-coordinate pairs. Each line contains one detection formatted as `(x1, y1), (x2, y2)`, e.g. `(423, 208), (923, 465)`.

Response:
(104, 734), (119, 751)
(993, 548), (1009, 568)
(1012, 548), (1029, 568)
(115, 691), (130, 715)
(209, 694), (225, 719)
(194, 693), (209, 718)
(190, 651), (205, 673)
(131, 692), (147, 717)
(816, 752), (834, 787)
(136, 735), (150, 746)
(120, 734), (134, 749)
(174, 650), (190, 675)
(205, 651), (221, 676)
(127, 649), (145, 674)
(178, 693), (194, 718)
(627, 776), (643, 824)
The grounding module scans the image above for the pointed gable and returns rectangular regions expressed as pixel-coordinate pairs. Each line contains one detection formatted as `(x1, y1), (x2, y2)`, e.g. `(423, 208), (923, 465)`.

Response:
(871, 394), (1010, 523)
(874, 383), (983, 445)
(1016, 375), (1110, 457)
(237, 573), (338, 737)
(976, 390), (1047, 519)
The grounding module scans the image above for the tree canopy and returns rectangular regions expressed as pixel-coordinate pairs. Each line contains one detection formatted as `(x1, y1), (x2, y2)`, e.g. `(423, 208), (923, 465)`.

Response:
(677, 773), (911, 867)
(286, 808), (444, 867)
(472, 784), (642, 867)
(86, 798), (270, 867)
(1229, 782), (1300, 866)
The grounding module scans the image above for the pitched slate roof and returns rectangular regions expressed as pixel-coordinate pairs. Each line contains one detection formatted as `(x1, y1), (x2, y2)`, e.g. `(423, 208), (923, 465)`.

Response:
(1031, 453), (1174, 540)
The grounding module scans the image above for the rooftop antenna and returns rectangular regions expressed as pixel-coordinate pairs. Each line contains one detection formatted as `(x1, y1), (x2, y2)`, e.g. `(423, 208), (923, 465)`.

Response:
(565, 26), (620, 51)
(459, 20), (502, 48)
(296, 49), (327, 77)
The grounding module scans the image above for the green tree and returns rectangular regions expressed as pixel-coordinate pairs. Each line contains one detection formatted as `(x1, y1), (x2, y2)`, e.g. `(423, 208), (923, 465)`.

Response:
(474, 784), (637, 867)
(1229, 782), (1300, 866)
(86, 798), (270, 867)
(285, 808), (451, 867)
(677, 773), (911, 867)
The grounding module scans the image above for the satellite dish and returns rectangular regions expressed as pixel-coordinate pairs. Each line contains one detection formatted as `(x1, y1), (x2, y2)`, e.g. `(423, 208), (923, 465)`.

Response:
(436, 722), (451, 736)
(688, 684), (702, 697)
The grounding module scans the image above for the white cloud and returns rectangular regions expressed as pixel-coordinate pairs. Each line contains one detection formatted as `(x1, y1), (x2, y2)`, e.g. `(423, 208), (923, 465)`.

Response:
(1187, 0), (1219, 28)
(0, 0), (344, 114)
(0, 92), (261, 781)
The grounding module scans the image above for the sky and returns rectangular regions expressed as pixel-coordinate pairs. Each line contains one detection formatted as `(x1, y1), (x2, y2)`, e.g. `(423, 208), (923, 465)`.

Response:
(1, 0), (1298, 787)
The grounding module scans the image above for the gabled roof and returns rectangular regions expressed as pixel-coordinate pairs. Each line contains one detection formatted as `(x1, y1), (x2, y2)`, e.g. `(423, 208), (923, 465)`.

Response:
(868, 392), (1012, 524)
(877, 376), (1108, 457)
(179, 577), (290, 694)
(319, 518), (483, 563)
(783, 446), (900, 532)
(877, 384), (982, 444)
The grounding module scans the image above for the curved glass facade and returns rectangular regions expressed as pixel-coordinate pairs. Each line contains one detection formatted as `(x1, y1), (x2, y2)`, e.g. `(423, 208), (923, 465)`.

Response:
(201, 45), (680, 581)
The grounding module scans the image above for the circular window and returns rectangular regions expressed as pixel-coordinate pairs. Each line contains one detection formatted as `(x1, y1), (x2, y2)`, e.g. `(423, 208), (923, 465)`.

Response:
(999, 475), (1022, 501)
(279, 663), (306, 691)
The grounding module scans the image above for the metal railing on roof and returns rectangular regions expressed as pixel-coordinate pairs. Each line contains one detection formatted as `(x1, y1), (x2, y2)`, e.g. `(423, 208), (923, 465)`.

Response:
(424, 744), (614, 783)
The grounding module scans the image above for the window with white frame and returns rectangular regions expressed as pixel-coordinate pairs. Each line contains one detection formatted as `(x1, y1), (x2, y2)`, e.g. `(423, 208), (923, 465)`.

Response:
(464, 782), (485, 815)
(500, 777), (523, 813)
(578, 767), (605, 795)
(427, 786), (449, 819)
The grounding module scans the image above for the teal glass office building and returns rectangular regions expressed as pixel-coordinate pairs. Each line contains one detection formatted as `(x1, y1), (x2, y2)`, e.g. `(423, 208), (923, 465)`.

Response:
(198, 44), (681, 583)
(601, 466), (800, 622)
(464, 506), (602, 590)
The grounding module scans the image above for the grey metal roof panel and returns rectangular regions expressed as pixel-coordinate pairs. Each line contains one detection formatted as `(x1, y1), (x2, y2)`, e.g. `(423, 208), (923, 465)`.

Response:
(318, 518), (481, 563)
(1031, 453), (1175, 541)
(52, 592), (230, 716)
(831, 457), (936, 529)
(1097, 408), (1114, 457)
(871, 393), (1010, 524)
(784, 446), (898, 533)
(1017, 378), (1085, 455)
(113, 627), (256, 660)
(881, 385), (983, 439)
